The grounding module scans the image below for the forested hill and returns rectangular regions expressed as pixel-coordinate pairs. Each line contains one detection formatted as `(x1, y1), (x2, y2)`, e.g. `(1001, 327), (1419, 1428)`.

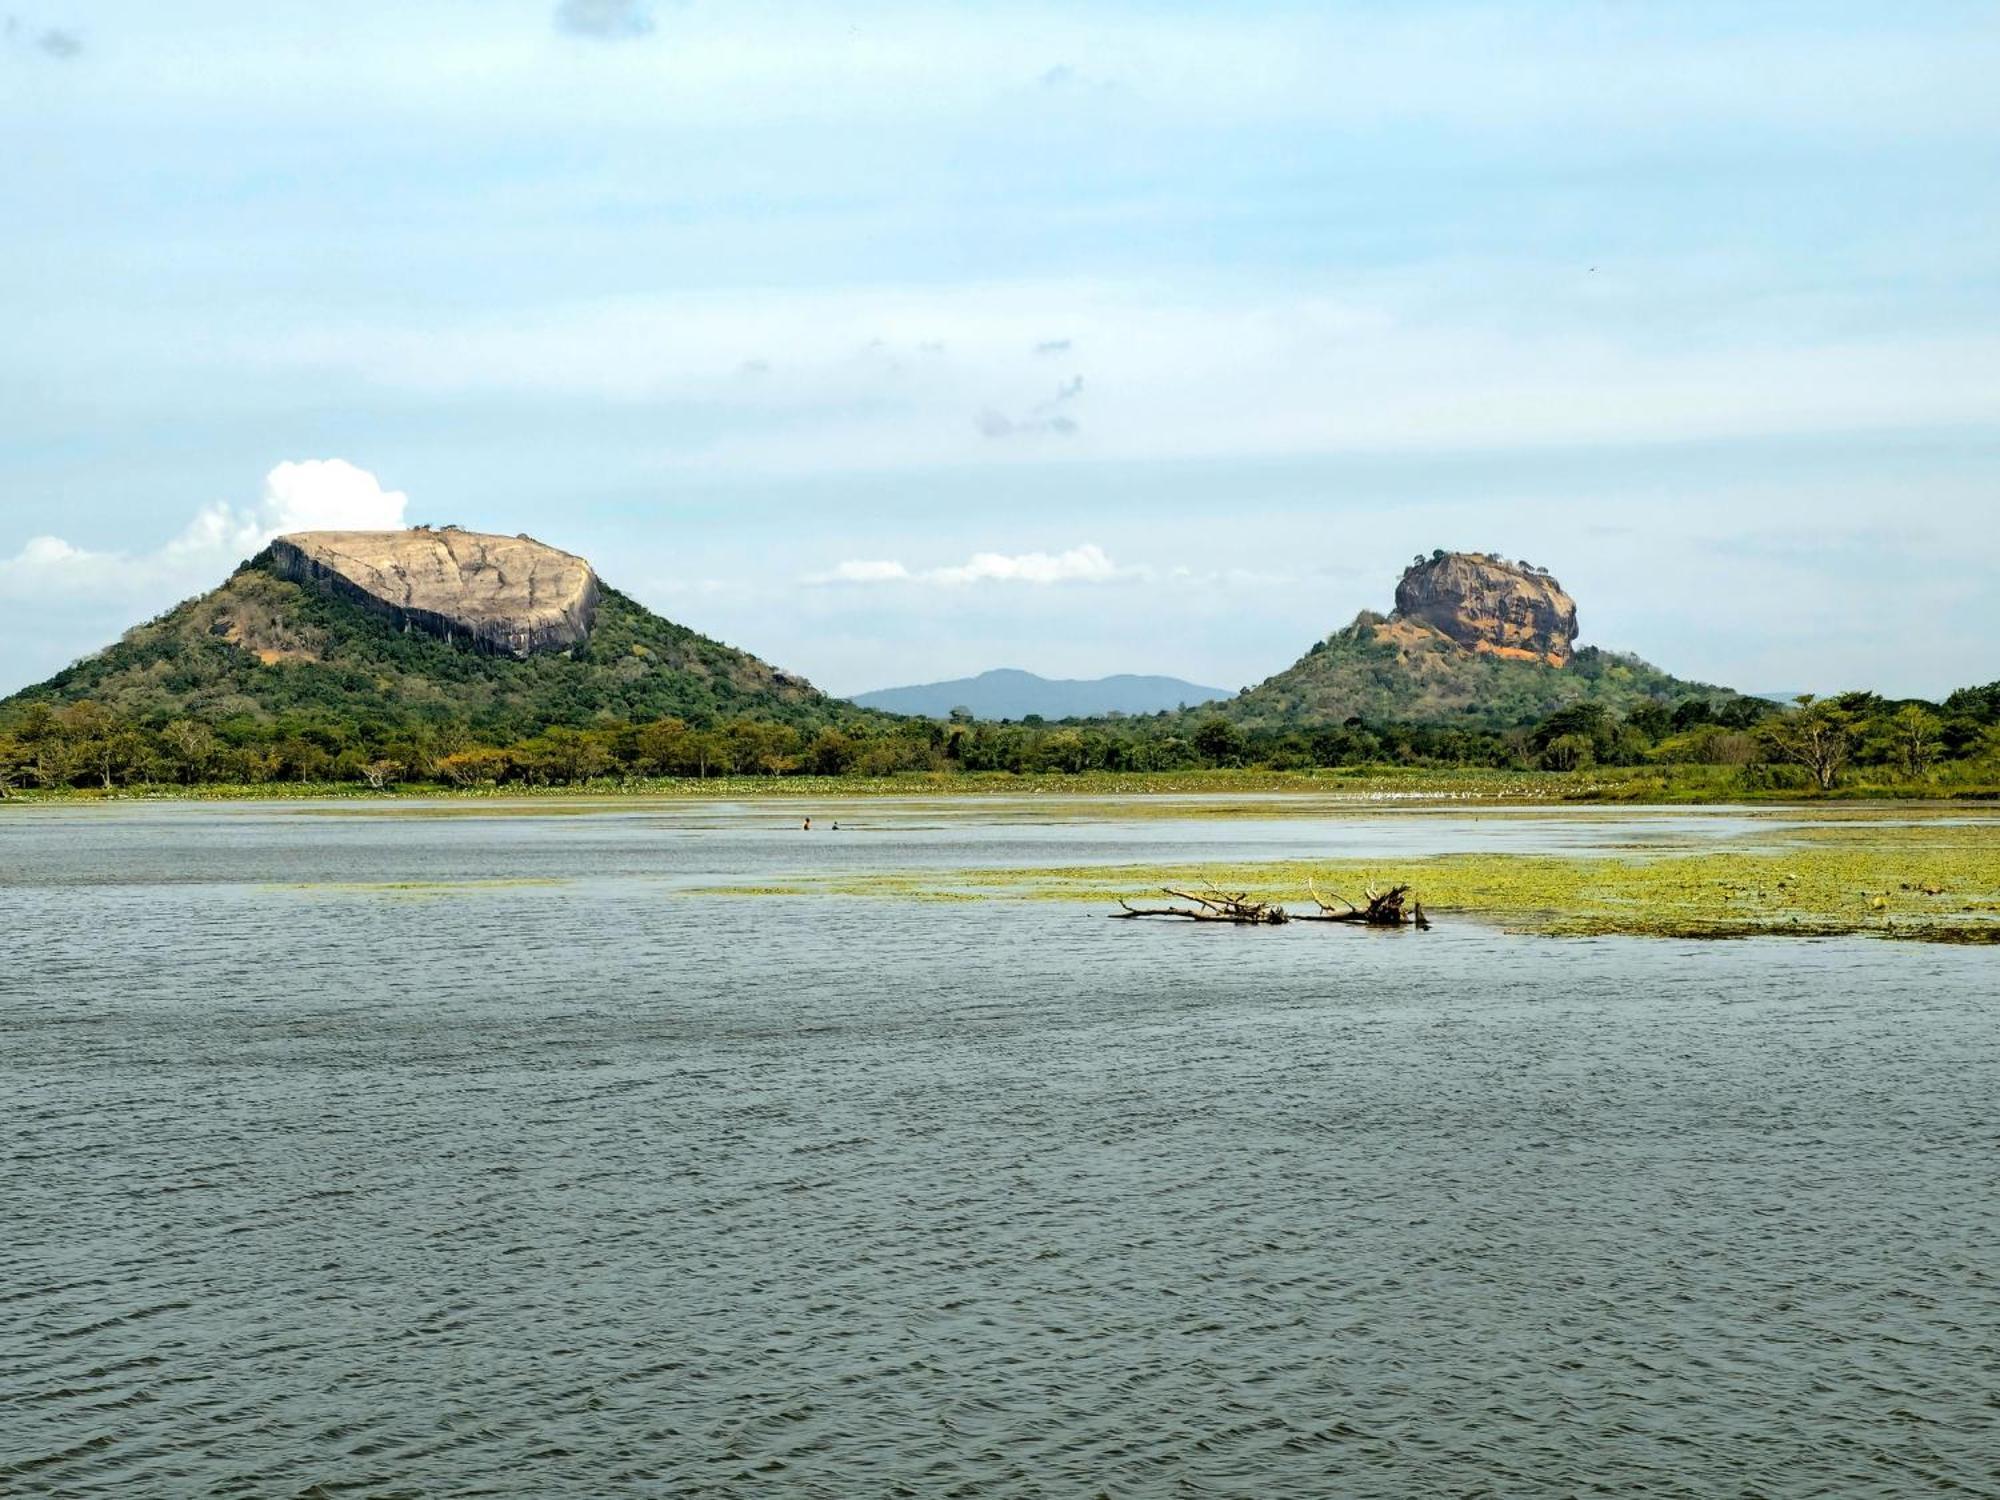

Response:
(1216, 612), (1733, 730)
(4, 554), (851, 739)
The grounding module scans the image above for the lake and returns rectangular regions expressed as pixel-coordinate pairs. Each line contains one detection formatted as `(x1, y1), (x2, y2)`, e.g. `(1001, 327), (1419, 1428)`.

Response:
(3, 798), (1995, 1496)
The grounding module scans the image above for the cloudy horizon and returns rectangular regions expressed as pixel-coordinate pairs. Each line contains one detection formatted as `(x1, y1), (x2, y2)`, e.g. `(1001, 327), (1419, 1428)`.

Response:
(5, 1), (1997, 700)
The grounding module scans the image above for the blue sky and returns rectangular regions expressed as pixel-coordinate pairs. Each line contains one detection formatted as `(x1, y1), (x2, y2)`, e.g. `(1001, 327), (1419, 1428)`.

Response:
(3, 0), (1997, 698)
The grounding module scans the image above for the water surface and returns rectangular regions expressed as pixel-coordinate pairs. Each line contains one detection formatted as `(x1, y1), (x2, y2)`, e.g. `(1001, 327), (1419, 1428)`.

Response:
(3, 800), (1995, 1496)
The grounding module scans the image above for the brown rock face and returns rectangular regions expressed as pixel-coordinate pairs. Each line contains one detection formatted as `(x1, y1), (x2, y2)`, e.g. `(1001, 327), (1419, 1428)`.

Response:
(265, 527), (600, 657)
(1392, 552), (1578, 666)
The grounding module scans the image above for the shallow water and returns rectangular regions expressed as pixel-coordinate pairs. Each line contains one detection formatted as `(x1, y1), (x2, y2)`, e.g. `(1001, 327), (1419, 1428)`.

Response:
(0, 794), (1920, 889)
(3, 800), (1996, 1496)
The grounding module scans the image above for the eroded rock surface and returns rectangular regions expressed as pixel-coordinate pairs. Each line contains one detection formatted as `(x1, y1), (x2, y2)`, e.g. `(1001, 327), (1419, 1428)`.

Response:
(1392, 552), (1577, 666)
(266, 527), (600, 657)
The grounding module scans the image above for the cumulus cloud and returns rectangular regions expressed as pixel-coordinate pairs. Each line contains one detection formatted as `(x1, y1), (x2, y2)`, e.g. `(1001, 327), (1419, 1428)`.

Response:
(0, 459), (408, 602)
(554, 0), (654, 40)
(807, 543), (1128, 587)
(250, 458), (409, 535)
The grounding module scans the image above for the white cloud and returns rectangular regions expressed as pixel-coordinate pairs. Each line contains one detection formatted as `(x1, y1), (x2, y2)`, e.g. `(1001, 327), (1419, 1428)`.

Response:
(935, 544), (1120, 584)
(0, 458), (407, 602)
(255, 458), (409, 535)
(815, 559), (913, 584)
(807, 543), (1129, 587)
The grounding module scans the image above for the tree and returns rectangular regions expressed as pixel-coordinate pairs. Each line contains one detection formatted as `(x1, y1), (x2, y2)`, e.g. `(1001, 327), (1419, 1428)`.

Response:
(51, 702), (118, 788)
(276, 737), (333, 783)
(160, 719), (217, 785)
(437, 748), (510, 786)
(1671, 698), (1714, 731)
(725, 720), (800, 777)
(1625, 701), (1672, 740)
(1192, 717), (1247, 766)
(1038, 728), (1092, 774)
(634, 717), (691, 775)
(1538, 733), (1595, 772)
(1760, 694), (1863, 791)
(1530, 702), (1609, 754)
(1943, 680), (2000, 725)
(513, 728), (614, 785)
(0, 735), (24, 798)
(32, 734), (84, 789)
(394, 722), (468, 781)
(689, 730), (733, 779)
(806, 726), (857, 776)
(1887, 704), (1943, 779)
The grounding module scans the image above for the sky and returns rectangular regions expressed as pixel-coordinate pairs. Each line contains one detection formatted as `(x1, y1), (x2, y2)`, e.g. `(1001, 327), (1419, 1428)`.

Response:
(3, 0), (1997, 700)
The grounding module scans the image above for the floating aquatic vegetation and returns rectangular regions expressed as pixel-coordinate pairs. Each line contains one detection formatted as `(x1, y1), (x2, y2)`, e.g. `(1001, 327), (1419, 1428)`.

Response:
(279, 877), (568, 897)
(701, 820), (2000, 943)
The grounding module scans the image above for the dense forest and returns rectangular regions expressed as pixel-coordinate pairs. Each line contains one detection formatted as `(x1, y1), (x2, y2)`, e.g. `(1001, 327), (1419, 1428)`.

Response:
(4, 684), (1997, 795)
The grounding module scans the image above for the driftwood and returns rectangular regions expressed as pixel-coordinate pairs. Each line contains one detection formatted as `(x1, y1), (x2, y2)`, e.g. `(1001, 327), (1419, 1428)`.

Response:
(1298, 879), (1430, 929)
(1113, 885), (1290, 925)
(1113, 879), (1431, 929)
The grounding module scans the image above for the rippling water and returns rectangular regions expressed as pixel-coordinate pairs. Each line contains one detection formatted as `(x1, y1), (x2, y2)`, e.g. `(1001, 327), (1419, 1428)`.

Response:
(4, 801), (1996, 1496)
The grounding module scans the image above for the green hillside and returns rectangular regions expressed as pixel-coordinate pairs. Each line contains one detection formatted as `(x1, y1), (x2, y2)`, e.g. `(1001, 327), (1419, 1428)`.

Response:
(1219, 613), (1734, 729)
(5, 552), (847, 738)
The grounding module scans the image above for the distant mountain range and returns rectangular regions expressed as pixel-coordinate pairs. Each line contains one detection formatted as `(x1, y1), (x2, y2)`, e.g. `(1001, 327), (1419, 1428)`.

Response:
(850, 668), (1231, 720)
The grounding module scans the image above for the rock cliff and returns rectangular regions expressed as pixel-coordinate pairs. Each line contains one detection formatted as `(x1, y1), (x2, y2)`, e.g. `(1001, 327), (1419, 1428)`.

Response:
(1392, 552), (1578, 666)
(265, 527), (600, 657)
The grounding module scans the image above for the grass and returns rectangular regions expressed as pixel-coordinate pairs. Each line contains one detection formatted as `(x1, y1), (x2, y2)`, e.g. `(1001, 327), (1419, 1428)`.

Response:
(700, 818), (2000, 943)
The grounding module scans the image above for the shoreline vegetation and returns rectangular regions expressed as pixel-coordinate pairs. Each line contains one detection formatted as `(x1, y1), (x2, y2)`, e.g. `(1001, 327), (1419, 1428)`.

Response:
(4, 684), (1998, 804)
(6, 763), (2000, 805)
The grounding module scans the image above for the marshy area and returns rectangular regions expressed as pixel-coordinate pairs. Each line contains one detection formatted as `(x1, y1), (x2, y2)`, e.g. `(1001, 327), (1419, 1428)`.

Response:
(682, 796), (2000, 944)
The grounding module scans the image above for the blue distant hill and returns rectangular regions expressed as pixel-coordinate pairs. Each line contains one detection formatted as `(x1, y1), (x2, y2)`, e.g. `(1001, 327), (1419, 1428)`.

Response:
(850, 667), (1231, 720)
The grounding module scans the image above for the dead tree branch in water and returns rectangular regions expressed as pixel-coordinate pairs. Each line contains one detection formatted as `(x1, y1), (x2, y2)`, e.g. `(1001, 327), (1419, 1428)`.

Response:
(1112, 879), (1431, 929)
(1113, 885), (1290, 924)
(1300, 879), (1429, 928)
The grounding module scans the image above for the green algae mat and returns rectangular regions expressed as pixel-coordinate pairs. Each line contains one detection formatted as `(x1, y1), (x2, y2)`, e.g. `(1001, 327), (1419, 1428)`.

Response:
(707, 819), (2000, 943)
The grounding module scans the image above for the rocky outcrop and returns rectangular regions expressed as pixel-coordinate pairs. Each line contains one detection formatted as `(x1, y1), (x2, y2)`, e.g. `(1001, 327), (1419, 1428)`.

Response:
(265, 527), (600, 657)
(1392, 551), (1577, 666)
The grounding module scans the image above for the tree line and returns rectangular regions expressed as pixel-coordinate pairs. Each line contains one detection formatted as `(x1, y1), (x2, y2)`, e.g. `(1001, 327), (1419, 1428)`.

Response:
(3, 685), (1997, 794)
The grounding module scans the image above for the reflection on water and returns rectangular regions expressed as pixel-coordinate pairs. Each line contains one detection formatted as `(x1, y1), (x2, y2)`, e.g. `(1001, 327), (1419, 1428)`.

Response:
(3, 801), (1996, 1496)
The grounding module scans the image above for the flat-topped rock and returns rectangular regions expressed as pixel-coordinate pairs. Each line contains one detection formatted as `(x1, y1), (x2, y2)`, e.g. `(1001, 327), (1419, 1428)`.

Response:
(1392, 551), (1578, 666)
(266, 527), (600, 657)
